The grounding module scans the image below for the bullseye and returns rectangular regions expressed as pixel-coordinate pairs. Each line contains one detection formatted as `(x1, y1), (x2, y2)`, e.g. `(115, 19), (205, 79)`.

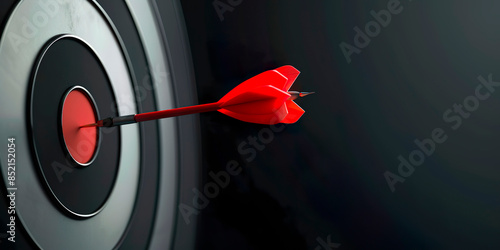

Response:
(61, 86), (99, 165)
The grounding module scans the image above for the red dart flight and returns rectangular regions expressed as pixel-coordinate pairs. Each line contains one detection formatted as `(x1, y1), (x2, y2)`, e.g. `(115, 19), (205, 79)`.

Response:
(83, 65), (313, 127)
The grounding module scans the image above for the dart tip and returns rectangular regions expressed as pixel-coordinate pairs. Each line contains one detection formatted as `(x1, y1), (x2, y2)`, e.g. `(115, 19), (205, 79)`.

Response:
(288, 91), (315, 101)
(299, 92), (315, 97)
(80, 123), (98, 128)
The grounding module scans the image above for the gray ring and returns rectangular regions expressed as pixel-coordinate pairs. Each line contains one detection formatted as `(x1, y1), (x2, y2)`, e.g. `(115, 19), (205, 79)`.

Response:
(125, 1), (200, 248)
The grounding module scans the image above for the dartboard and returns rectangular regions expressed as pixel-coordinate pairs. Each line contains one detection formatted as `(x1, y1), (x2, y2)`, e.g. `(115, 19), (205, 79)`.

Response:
(0, 0), (198, 249)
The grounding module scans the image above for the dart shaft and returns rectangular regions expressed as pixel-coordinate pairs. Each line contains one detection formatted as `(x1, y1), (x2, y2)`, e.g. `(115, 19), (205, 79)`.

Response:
(94, 102), (222, 127)
(135, 102), (221, 123)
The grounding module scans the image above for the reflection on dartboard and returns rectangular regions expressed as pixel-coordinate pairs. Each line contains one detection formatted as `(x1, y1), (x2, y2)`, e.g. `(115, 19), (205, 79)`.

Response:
(0, 0), (199, 249)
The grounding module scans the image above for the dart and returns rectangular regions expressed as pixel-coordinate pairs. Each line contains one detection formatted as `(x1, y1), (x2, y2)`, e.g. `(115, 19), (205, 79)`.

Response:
(82, 65), (312, 128)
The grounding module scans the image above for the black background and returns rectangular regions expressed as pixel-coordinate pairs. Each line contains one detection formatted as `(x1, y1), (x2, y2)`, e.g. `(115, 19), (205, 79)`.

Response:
(181, 0), (500, 249)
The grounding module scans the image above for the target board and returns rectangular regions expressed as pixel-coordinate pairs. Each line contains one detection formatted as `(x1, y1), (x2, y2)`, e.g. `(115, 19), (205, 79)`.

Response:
(0, 0), (199, 249)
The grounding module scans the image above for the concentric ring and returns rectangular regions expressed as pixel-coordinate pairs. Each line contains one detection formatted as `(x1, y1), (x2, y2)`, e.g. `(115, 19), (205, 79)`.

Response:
(30, 35), (121, 218)
(0, 0), (139, 248)
(0, 0), (200, 248)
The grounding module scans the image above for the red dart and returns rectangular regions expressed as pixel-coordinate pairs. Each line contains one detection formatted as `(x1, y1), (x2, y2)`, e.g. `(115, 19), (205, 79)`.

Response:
(81, 65), (313, 128)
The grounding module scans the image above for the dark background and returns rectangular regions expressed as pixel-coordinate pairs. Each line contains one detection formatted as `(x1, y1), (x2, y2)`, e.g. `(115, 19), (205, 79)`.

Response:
(180, 0), (500, 249)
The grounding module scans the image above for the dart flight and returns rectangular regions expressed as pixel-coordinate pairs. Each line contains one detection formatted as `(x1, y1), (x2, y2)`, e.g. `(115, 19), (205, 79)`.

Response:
(82, 65), (312, 127)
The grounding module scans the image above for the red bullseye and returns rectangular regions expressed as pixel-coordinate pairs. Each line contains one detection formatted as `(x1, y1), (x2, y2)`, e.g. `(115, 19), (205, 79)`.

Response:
(61, 86), (99, 165)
